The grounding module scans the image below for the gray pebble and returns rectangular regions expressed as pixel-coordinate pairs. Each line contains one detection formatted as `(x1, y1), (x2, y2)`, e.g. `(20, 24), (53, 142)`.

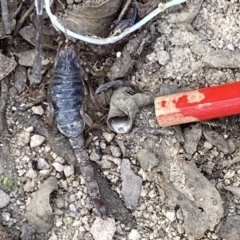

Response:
(30, 135), (45, 148)
(31, 106), (44, 115)
(128, 229), (141, 240)
(103, 132), (115, 142)
(110, 146), (121, 158)
(64, 166), (74, 178)
(56, 197), (65, 208)
(157, 50), (170, 65)
(37, 158), (50, 170)
(137, 148), (159, 171)
(90, 151), (101, 161)
(52, 162), (64, 172)
(0, 189), (10, 208)
(17, 131), (30, 146)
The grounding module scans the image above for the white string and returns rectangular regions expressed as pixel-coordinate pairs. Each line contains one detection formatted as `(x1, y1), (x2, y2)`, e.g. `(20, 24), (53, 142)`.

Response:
(43, 0), (187, 45)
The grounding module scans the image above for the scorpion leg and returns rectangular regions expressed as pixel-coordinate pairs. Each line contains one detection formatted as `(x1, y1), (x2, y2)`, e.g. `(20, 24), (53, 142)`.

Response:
(95, 78), (142, 94)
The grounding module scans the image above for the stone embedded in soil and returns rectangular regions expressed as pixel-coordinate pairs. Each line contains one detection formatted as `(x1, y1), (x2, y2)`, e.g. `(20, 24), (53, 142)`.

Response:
(224, 186), (240, 198)
(64, 166), (74, 178)
(90, 151), (101, 161)
(30, 134), (45, 148)
(183, 124), (202, 155)
(37, 158), (50, 170)
(137, 148), (159, 171)
(110, 146), (121, 158)
(26, 177), (58, 233)
(128, 229), (141, 240)
(14, 65), (27, 94)
(0, 52), (17, 81)
(103, 132), (115, 142)
(121, 158), (142, 209)
(31, 106), (44, 115)
(16, 49), (50, 67)
(203, 126), (230, 154)
(17, 130), (31, 146)
(90, 217), (116, 240)
(218, 216), (240, 240)
(52, 162), (64, 172)
(165, 210), (176, 222)
(0, 189), (10, 208)
(157, 50), (170, 66)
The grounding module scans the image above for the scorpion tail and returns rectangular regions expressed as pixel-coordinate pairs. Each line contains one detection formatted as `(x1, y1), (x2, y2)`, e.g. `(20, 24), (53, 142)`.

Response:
(69, 136), (110, 217)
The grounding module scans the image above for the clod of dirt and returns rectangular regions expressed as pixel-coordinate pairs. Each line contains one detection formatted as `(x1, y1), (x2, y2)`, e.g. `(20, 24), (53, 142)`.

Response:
(202, 50), (240, 68)
(90, 217), (116, 240)
(14, 66), (27, 94)
(107, 87), (154, 133)
(140, 138), (223, 239)
(183, 123), (202, 155)
(121, 158), (142, 209)
(137, 148), (160, 171)
(203, 126), (230, 154)
(25, 177), (58, 233)
(0, 224), (13, 240)
(167, 0), (204, 23)
(107, 30), (149, 80)
(15, 50), (50, 67)
(0, 189), (10, 208)
(0, 52), (17, 81)
(224, 186), (240, 198)
(218, 215), (240, 240)
(58, 0), (123, 37)
(20, 224), (36, 240)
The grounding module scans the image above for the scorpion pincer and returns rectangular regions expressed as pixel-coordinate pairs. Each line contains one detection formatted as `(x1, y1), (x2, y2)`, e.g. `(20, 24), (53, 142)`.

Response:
(50, 43), (109, 217)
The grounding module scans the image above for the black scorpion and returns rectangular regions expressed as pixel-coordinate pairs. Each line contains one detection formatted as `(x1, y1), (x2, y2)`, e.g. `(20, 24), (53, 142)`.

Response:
(50, 43), (109, 217)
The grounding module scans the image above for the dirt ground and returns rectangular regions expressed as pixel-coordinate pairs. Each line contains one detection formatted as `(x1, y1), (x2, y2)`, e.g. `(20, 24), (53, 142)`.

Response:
(1, 0), (240, 239)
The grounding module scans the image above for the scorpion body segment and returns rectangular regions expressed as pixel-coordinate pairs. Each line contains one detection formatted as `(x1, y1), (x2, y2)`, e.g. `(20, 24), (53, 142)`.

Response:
(51, 43), (109, 217)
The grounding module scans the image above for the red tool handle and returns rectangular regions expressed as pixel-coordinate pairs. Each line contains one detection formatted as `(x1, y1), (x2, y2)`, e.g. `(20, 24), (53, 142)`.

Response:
(155, 81), (240, 127)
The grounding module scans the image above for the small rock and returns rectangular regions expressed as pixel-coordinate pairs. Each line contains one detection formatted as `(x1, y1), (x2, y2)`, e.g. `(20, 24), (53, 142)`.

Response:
(90, 217), (116, 240)
(103, 132), (115, 143)
(165, 210), (176, 222)
(26, 169), (38, 179)
(24, 180), (38, 192)
(121, 158), (142, 209)
(64, 166), (74, 178)
(17, 130), (31, 146)
(37, 158), (50, 170)
(183, 124), (202, 155)
(31, 106), (44, 115)
(30, 135), (45, 148)
(137, 148), (159, 171)
(55, 197), (65, 208)
(0, 189), (10, 208)
(157, 50), (170, 65)
(218, 216), (240, 240)
(224, 170), (235, 179)
(0, 52), (17, 81)
(69, 203), (76, 212)
(110, 146), (121, 158)
(128, 229), (141, 240)
(14, 65), (27, 93)
(203, 126), (230, 154)
(16, 49), (50, 67)
(203, 141), (213, 150)
(52, 162), (64, 172)
(90, 151), (101, 161)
